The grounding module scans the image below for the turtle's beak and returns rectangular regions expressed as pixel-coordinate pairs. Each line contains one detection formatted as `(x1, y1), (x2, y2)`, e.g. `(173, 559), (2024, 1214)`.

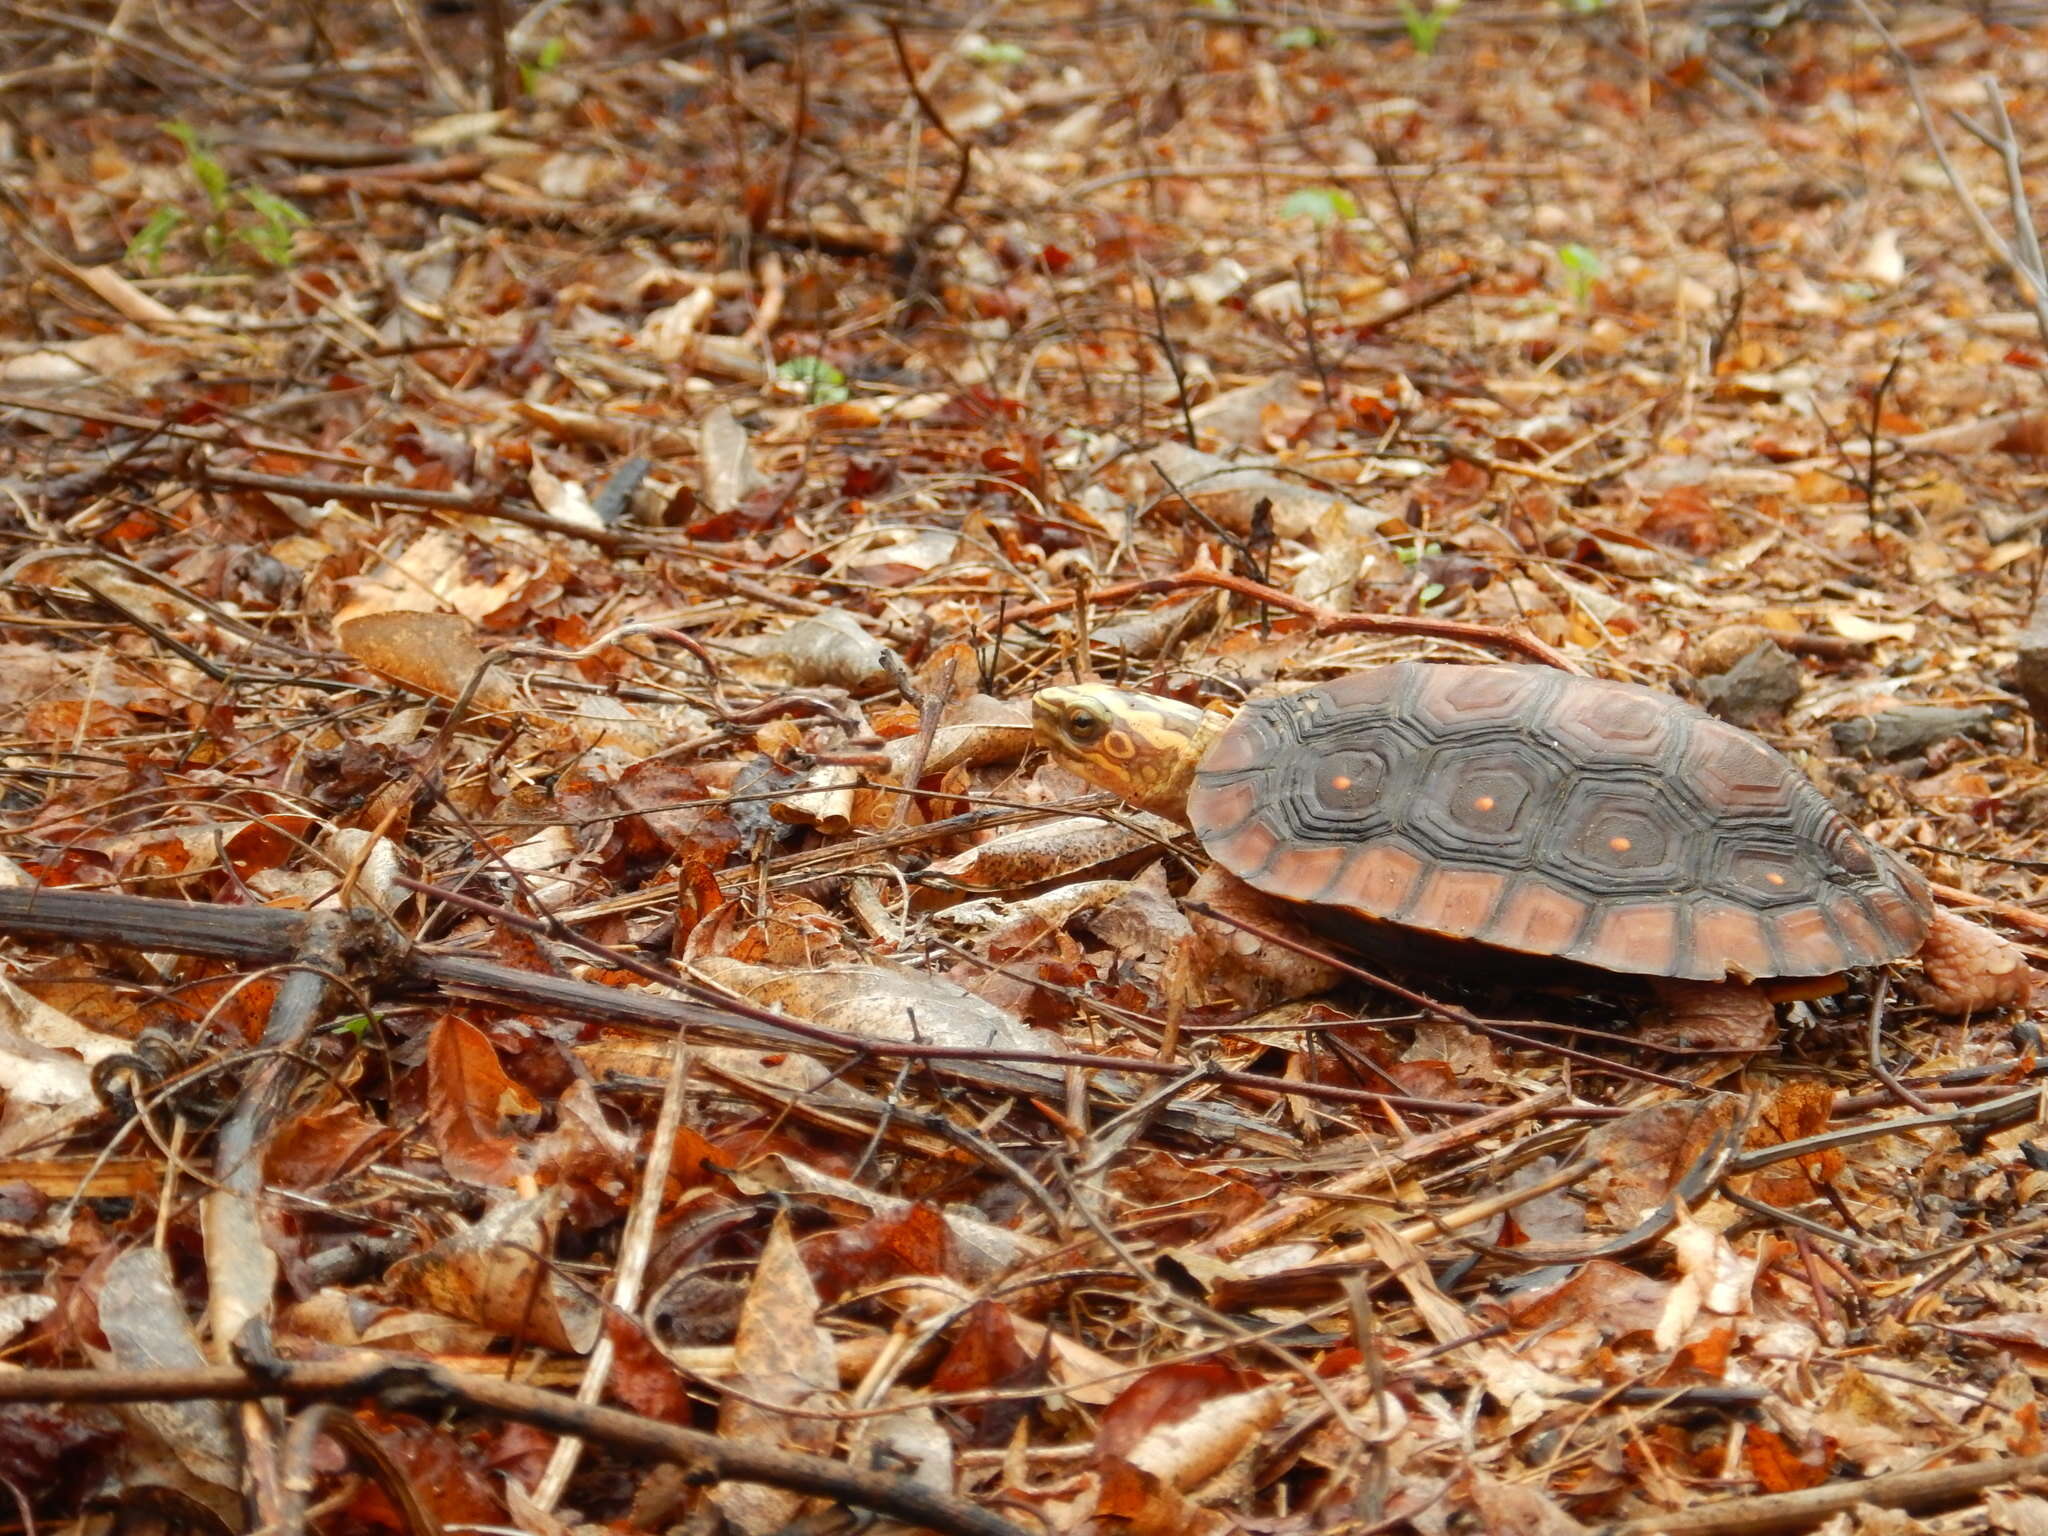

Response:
(1031, 687), (1084, 752)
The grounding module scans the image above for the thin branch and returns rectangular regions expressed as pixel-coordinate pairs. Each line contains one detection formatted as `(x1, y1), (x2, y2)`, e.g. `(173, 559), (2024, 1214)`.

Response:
(0, 1360), (1032, 1536)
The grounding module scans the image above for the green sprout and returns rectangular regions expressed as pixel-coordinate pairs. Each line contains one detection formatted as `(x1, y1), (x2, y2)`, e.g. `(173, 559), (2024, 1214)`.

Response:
(520, 36), (566, 94)
(125, 206), (188, 273)
(238, 186), (310, 267)
(133, 121), (309, 271)
(1280, 186), (1359, 226)
(963, 39), (1028, 68)
(1397, 0), (1462, 55)
(779, 356), (850, 404)
(1557, 242), (1602, 306)
(1273, 25), (1333, 48)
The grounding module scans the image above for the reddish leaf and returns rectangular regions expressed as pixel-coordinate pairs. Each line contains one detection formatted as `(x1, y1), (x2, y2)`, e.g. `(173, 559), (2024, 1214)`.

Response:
(426, 1015), (540, 1187)
(664, 1124), (730, 1198)
(813, 1202), (957, 1300)
(267, 1103), (392, 1188)
(1097, 1361), (1264, 1461)
(930, 1300), (1045, 1445)
(1743, 1426), (1831, 1493)
(1638, 484), (1726, 555)
(1660, 1322), (1733, 1382)
(673, 857), (727, 952)
(344, 1412), (505, 1530)
(932, 1302), (1033, 1394)
(603, 1311), (690, 1422)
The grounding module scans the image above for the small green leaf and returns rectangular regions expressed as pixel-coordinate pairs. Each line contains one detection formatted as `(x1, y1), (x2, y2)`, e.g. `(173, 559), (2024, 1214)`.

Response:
(1418, 582), (1446, 606)
(1397, 0), (1444, 54)
(964, 40), (1028, 67)
(126, 206), (187, 273)
(331, 1014), (371, 1038)
(237, 187), (308, 267)
(166, 120), (230, 212)
(1272, 25), (1332, 48)
(1557, 242), (1602, 305)
(778, 356), (850, 404)
(1279, 186), (1358, 226)
(520, 35), (568, 93)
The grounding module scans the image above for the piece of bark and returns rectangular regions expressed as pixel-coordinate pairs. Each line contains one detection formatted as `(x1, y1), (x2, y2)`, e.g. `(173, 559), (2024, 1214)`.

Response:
(1829, 704), (2000, 760)
(2015, 586), (2048, 729)
(1692, 640), (1803, 727)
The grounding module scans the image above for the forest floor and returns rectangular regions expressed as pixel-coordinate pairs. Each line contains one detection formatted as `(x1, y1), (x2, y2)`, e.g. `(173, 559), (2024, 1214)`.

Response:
(6, 1), (2048, 1532)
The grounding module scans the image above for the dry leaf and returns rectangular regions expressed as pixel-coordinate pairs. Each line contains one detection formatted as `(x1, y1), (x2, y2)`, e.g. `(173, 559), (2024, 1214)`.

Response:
(710, 1211), (839, 1534)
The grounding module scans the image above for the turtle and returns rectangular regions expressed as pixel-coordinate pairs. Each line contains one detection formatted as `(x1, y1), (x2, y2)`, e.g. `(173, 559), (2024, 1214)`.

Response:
(1031, 662), (2034, 1030)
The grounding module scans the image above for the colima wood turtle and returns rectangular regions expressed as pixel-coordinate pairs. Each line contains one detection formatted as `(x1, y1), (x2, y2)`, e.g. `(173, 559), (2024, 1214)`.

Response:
(1033, 662), (2032, 1018)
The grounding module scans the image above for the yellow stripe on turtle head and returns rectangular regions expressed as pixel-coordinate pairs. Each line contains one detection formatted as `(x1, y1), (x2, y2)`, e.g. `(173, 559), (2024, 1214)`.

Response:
(1032, 684), (1232, 820)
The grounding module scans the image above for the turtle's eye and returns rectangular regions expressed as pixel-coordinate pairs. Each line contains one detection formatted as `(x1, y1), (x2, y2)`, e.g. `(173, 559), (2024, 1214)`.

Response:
(1065, 707), (1105, 743)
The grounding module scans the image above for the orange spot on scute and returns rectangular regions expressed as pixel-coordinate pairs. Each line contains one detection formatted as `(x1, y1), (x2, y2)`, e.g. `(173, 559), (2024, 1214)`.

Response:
(1332, 775), (1352, 791)
(1609, 835), (1632, 853)
(1474, 795), (1495, 812)
(1765, 872), (1786, 886)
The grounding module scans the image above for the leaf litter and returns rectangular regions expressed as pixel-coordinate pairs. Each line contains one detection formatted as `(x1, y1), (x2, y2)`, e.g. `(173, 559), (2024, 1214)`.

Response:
(7, 3), (2048, 1533)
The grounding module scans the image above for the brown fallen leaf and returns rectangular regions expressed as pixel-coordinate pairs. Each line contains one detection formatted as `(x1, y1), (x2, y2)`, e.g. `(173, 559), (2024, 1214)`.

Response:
(709, 1211), (840, 1534)
(335, 609), (518, 716)
(426, 1014), (540, 1188)
(921, 810), (1181, 891)
(391, 1189), (601, 1354)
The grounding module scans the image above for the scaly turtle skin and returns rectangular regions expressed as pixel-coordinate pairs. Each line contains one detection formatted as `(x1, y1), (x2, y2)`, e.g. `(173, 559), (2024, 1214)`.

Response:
(1033, 665), (2032, 1015)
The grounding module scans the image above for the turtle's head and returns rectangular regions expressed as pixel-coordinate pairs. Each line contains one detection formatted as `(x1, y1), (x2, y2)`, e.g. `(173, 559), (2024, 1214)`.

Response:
(1032, 684), (1230, 820)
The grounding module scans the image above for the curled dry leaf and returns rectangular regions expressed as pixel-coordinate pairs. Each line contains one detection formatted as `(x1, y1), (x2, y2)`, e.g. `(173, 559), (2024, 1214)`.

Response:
(1744, 1079), (1840, 1206)
(729, 609), (893, 692)
(1463, 1473), (1592, 1536)
(526, 459), (604, 530)
(92, 1248), (238, 1489)
(1583, 1098), (1739, 1229)
(1101, 1363), (1283, 1503)
(922, 810), (1180, 891)
(1292, 501), (1371, 612)
(341, 528), (532, 624)
(335, 609), (517, 716)
(699, 403), (763, 514)
(426, 1014), (541, 1188)
(0, 974), (125, 1155)
(882, 693), (1034, 781)
(284, 1291), (499, 1355)
(390, 1188), (601, 1354)
(936, 877), (1133, 951)
(1186, 866), (1343, 1006)
(768, 762), (859, 833)
(692, 955), (1065, 1062)
(768, 1155), (1052, 1281)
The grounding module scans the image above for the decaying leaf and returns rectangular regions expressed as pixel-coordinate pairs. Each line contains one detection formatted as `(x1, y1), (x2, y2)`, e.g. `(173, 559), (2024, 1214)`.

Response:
(425, 1015), (541, 1187)
(335, 609), (518, 716)
(692, 955), (1065, 1061)
(390, 1189), (600, 1354)
(709, 1211), (838, 1534)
